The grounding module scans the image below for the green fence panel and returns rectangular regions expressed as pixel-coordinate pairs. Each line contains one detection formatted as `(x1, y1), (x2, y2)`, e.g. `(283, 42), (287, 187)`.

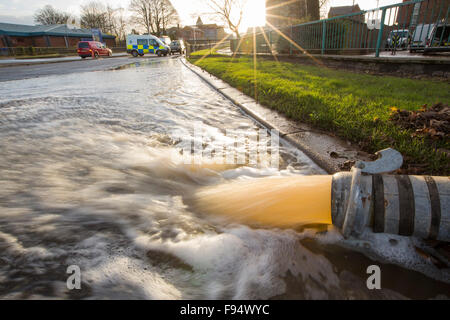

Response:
(230, 0), (449, 57)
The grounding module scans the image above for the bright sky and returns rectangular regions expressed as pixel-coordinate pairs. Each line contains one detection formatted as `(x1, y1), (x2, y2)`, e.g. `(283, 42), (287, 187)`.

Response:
(0, 0), (403, 31)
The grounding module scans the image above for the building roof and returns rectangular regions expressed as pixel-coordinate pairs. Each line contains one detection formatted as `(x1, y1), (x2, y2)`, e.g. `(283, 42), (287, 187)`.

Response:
(199, 24), (224, 30)
(0, 22), (115, 38)
(194, 16), (223, 30)
(328, 5), (361, 17)
(182, 26), (204, 32)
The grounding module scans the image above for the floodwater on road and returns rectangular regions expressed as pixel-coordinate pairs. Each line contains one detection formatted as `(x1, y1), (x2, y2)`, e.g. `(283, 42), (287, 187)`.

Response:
(0, 58), (448, 299)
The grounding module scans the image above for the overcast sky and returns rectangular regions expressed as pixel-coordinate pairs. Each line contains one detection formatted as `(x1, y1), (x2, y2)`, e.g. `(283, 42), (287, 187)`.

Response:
(0, 0), (402, 27)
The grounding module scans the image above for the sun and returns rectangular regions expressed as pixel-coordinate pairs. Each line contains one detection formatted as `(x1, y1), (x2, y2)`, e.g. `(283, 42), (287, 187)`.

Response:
(241, 0), (266, 32)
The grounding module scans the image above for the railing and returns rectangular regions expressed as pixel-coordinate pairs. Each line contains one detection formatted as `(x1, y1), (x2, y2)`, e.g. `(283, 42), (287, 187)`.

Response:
(186, 39), (230, 55)
(232, 0), (449, 57)
(0, 47), (76, 56)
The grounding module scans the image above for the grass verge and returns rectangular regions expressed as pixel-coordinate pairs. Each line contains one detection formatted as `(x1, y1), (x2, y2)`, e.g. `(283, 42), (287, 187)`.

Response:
(188, 51), (450, 175)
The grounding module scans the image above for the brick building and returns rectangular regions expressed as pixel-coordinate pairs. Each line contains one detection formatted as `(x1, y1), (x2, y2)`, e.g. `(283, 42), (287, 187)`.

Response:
(328, 5), (363, 22)
(185, 17), (226, 41)
(266, 0), (320, 27)
(178, 26), (205, 41)
(396, 0), (449, 26)
(0, 23), (116, 48)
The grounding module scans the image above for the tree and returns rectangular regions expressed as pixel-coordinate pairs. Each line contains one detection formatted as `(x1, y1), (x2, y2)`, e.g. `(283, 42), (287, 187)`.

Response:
(207, 0), (245, 39)
(318, 0), (328, 7)
(105, 5), (127, 39)
(319, 0), (329, 19)
(102, 4), (128, 40)
(306, 0), (320, 21)
(105, 5), (117, 33)
(129, 0), (179, 36)
(129, 0), (154, 35)
(80, 1), (108, 30)
(158, 0), (180, 35)
(114, 8), (128, 41)
(34, 5), (70, 25)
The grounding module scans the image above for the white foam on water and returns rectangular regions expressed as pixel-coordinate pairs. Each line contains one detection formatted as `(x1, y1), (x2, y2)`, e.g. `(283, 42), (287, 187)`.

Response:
(130, 226), (343, 299)
(68, 235), (183, 300)
(0, 231), (55, 260)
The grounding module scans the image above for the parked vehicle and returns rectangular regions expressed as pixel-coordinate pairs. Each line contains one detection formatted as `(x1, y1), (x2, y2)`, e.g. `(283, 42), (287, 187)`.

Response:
(410, 23), (434, 52)
(77, 41), (112, 59)
(126, 34), (170, 57)
(169, 40), (185, 55)
(424, 22), (450, 53)
(159, 36), (172, 47)
(385, 29), (410, 50)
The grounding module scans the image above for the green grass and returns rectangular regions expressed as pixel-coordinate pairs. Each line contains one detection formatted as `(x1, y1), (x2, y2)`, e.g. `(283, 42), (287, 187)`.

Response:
(188, 53), (450, 174)
(189, 49), (212, 56)
(188, 49), (224, 57)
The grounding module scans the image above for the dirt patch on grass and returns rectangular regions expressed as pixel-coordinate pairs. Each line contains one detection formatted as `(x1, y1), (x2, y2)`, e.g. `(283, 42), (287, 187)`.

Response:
(390, 103), (450, 174)
(390, 103), (449, 140)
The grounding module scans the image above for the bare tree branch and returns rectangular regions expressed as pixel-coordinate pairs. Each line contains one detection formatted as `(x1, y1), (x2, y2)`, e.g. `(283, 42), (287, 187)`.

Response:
(80, 1), (108, 30)
(319, 0), (329, 18)
(129, 0), (179, 36)
(319, 0), (328, 8)
(34, 5), (69, 25)
(207, 0), (246, 38)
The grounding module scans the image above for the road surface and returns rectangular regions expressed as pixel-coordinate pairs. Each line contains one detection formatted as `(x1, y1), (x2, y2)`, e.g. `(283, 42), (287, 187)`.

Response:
(0, 53), (128, 65)
(0, 55), (168, 82)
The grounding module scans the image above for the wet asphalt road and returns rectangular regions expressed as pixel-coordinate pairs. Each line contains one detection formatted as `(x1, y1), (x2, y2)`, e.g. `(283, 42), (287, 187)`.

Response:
(0, 55), (171, 82)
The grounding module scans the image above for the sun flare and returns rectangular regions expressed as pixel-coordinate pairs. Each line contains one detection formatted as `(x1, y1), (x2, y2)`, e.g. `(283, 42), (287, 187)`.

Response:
(241, 0), (266, 31)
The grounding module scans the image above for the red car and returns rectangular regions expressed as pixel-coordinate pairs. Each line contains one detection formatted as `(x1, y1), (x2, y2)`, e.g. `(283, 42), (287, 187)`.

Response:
(77, 41), (113, 59)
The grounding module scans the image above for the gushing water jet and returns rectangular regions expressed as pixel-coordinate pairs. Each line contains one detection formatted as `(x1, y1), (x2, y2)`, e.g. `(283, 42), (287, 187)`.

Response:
(195, 149), (450, 241)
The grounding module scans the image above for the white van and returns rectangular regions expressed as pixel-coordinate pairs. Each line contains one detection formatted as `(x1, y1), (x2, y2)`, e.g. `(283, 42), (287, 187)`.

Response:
(159, 36), (172, 46)
(410, 24), (434, 52)
(126, 34), (171, 57)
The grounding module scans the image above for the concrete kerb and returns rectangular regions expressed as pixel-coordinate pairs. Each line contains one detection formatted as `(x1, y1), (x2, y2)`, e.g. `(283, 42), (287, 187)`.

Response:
(181, 58), (371, 174)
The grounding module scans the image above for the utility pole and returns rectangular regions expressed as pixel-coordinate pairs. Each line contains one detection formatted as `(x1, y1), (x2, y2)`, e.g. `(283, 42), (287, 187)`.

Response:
(193, 26), (197, 52)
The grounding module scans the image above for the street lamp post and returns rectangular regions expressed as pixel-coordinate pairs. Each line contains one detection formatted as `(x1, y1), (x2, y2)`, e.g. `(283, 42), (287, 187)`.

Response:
(192, 26), (197, 52)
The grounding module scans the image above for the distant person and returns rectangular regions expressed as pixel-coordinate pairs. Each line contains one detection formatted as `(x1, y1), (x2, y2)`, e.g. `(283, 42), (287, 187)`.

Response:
(391, 33), (400, 56)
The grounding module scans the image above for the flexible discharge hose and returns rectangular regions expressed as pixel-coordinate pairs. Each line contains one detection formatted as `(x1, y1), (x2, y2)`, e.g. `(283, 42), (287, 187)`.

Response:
(332, 172), (449, 241)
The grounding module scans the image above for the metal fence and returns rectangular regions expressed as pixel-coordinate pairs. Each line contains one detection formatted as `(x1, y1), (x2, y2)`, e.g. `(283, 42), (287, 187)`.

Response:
(185, 39), (230, 55)
(0, 47), (76, 56)
(232, 0), (449, 57)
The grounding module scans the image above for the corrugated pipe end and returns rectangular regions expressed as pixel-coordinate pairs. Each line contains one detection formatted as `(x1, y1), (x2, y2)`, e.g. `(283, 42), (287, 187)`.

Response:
(331, 173), (450, 242)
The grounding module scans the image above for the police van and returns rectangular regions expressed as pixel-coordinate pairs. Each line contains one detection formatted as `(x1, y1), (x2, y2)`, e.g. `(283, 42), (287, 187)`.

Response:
(126, 34), (171, 57)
